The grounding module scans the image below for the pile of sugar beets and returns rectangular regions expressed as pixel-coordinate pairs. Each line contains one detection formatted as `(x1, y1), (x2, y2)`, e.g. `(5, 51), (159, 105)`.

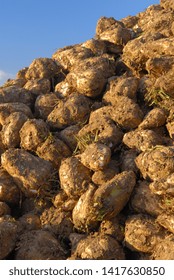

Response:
(1, 0), (174, 260)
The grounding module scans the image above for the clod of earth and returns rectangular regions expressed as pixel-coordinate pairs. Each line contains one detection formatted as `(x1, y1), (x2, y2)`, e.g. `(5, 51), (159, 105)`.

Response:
(1, 0), (174, 260)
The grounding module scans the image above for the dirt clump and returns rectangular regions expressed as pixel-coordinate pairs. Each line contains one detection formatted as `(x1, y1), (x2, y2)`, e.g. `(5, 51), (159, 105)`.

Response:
(1, 0), (174, 260)
(17, 213), (41, 232)
(99, 215), (125, 242)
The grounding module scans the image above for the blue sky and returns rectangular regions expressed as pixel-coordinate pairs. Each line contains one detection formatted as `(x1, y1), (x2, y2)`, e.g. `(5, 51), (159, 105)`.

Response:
(0, 0), (159, 85)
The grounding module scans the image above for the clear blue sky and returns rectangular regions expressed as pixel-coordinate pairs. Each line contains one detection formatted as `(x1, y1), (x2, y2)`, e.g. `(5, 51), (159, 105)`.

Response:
(0, 0), (159, 85)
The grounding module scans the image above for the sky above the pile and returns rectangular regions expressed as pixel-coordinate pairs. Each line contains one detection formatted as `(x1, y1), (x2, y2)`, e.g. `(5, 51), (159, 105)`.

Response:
(0, 0), (159, 85)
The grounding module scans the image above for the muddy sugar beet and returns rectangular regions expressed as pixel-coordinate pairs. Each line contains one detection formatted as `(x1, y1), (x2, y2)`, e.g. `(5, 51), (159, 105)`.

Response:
(1, 0), (174, 260)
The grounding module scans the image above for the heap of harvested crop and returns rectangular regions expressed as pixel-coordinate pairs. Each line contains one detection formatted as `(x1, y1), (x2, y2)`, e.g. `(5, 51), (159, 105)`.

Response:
(1, 0), (174, 260)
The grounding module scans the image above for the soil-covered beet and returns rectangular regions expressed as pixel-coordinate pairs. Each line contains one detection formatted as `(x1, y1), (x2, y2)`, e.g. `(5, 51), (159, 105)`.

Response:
(15, 230), (66, 260)
(1, 0), (174, 260)
(1, 112), (28, 148)
(96, 16), (132, 47)
(123, 129), (164, 152)
(99, 215), (125, 242)
(124, 214), (165, 253)
(0, 168), (20, 205)
(130, 180), (163, 216)
(149, 173), (174, 196)
(138, 108), (167, 129)
(0, 216), (18, 259)
(0, 202), (11, 216)
(25, 58), (63, 80)
(36, 135), (71, 168)
(24, 78), (51, 97)
(152, 236), (174, 260)
(59, 124), (81, 151)
(72, 171), (136, 231)
(40, 207), (73, 238)
(0, 102), (33, 126)
(77, 116), (123, 151)
(1, 149), (54, 196)
(66, 56), (116, 98)
(70, 232), (125, 260)
(135, 146), (174, 181)
(82, 38), (123, 56)
(79, 142), (111, 171)
(59, 156), (92, 198)
(20, 119), (50, 151)
(52, 44), (94, 71)
(103, 76), (139, 103)
(0, 86), (34, 107)
(105, 96), (144, 130)
(120, 149), (139, 173)
(156, 213), (174, 234)
(92, 160), (120, 185)
(34, 93), (61, 120)
(47, 93), (92, 129)
(17, 213), (41, 233)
